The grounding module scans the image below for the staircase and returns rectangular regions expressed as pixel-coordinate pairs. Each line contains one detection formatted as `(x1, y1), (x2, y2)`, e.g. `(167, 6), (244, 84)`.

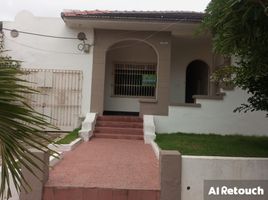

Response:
(94, 115), (144, 140)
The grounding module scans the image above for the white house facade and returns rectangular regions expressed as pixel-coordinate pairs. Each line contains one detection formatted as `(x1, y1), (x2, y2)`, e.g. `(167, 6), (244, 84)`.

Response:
(2, 10), (267, 135)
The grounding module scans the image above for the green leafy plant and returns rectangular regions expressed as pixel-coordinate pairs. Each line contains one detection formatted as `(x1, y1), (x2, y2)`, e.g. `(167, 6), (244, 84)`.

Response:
(56, 128), (80, 144)
(210, 65), (236, 89)
(0, 31), (56, 199)
(202, 0), (268, 113)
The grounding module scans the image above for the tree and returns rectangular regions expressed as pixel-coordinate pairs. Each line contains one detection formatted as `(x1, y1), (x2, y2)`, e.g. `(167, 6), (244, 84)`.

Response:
(202, 0), (268, 113)
(0, 30), (55, 198)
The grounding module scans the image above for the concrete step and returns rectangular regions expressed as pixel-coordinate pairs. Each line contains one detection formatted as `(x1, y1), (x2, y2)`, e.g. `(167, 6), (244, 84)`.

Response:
(43, 187), (160, 200)
(97, 116), (143, 123)
(94, 133), (144, 140)
(94, 127), (143, 135)
(96, 121), (143, 128)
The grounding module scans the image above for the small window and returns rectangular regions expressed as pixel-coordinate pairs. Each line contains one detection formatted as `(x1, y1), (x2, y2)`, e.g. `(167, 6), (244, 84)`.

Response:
(113, 63), (157, 97)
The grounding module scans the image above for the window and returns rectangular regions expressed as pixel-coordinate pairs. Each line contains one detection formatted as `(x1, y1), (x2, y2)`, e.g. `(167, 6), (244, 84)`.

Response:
(113, 63), (157, 97)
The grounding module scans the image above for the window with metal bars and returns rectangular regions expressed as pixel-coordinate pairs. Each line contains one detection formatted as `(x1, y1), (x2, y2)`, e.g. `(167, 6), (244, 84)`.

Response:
(113, 63), (157, 97)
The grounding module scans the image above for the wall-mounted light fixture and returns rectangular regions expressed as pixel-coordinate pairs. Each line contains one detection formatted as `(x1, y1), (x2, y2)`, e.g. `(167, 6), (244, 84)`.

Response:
(77, 32), (86, 41)
(10, 29), (19, 38)
(77, 32), (91, 53)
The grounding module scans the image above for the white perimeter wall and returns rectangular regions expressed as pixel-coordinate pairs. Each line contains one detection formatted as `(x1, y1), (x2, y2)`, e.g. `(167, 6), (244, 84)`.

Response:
(3, 11), (94, 116)
(154, 88), (267, 135)
(181, 156), (268, 200)
(0, 167), (19, 200)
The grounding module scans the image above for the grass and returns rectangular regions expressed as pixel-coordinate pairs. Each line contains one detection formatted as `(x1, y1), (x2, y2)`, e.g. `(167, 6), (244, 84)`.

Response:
(155, 133), (268, 157)
(55, 128), (80, 144)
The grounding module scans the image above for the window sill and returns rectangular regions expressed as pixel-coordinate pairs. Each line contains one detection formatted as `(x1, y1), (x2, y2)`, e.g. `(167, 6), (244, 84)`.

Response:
(193, 95), (223, 100)
(170, 103), (201, 107)
(139, 99), (158, 103)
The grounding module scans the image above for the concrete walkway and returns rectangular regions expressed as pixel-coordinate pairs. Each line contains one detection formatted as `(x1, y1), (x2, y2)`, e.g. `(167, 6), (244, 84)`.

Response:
(44, 138), (160, 200)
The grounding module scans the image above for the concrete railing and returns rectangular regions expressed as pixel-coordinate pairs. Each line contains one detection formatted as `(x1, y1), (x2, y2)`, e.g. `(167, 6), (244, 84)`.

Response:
(19, 149), (49, 200)
(181, 155), (268, 200)
(79, 112), (97, 141)
(143, 115), (156, 144)
(0, 148), (72, 200)
(156, 142), (268, 200)
(160, 150), (181, 200)
(0, 167), (20, 200)
(48, 138), (82, 152)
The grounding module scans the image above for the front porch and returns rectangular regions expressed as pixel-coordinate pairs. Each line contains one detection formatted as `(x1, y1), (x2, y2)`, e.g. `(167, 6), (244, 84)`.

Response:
(90, 30), (223, 116)
(62, 10), (225, 117)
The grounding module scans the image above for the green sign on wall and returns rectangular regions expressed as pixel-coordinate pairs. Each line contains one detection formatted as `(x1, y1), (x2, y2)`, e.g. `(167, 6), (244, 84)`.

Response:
(142, 74), (157, 86)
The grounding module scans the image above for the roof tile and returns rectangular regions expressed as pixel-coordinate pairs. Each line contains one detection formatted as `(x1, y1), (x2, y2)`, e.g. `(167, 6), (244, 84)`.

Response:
(61, 10), (204, 22)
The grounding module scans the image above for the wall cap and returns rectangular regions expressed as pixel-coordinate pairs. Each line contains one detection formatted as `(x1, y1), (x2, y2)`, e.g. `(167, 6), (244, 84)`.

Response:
(170, 103), (201, 107)
(182, 155), (268, 160)
(193, 95), (223, 100)
(160, 150), (181, 156)
(140, 99), (158, 103)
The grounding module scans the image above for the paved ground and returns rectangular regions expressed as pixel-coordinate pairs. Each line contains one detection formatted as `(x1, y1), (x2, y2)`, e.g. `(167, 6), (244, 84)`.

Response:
(45, 138), (160, 191)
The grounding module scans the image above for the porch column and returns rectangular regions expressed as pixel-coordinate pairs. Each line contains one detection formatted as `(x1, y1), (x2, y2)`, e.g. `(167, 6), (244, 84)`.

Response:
(140, 32), (171, 115)
(90, 48), (106, 114)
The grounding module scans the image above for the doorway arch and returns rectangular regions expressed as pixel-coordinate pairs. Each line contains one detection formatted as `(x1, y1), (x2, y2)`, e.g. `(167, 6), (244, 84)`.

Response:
(104, 40), (158, 114)
(185, 60), (209, 103)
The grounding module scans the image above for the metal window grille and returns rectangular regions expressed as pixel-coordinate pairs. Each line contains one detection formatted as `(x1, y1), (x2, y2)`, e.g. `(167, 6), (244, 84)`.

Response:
(113, 63), (157, 97)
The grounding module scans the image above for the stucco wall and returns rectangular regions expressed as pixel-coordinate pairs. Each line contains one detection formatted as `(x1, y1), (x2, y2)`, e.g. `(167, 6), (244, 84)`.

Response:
(91, 29), (171, 115)
(154, 88), (267, 135)
(3, 11), (94, 116)
(181, 156), (268, 200)
(170, 37), (214, 103)
(104, 40), (157, 112)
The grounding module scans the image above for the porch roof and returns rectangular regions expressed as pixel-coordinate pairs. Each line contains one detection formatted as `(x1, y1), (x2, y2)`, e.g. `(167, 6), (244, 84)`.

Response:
(61, 10), (209, 38)
(61, 10), (204, 23)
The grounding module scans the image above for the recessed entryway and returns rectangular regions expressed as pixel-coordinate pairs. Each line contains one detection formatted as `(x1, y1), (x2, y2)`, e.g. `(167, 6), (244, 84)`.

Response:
(104, 40), (158, 113)
(185, 60), (209, 103)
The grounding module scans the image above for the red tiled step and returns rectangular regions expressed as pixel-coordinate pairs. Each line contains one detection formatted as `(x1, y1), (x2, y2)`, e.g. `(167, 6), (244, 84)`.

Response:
(96, 121), (143, 128)
(94, 116), (144, 140)
(43, 187), (160, 200)
(94, 133), (143, 140)
(97, 116), (143, 122)
(94, 127), (143, 135)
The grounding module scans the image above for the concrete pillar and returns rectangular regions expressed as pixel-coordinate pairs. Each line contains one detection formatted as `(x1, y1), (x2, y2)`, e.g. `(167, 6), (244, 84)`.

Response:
(19, 148), (49, 200)
(160, 150), (181, 200)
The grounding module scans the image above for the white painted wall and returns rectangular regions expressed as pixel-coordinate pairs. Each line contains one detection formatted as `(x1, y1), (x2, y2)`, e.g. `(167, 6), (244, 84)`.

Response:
(0, 167), (19, 200)
(3, 11), (94, 116)
(170, 37), (213, 103)
(154, 88), (267, 135)
(181, 156), (268, 200)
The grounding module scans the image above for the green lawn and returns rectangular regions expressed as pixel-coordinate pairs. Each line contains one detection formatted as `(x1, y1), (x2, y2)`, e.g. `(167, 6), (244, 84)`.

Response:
(155, 133), (268, 157)
(55, 128), (80, 144)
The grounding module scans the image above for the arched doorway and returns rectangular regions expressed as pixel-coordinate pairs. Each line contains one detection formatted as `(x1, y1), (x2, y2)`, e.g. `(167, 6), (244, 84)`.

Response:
(104, 40), (158, 115)
(185, 60), (209, 103)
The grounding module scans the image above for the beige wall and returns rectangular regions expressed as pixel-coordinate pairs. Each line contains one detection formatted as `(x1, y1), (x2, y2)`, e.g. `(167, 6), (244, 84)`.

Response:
(91, 29), (171, 115)
(170, 37), (214, 103)
(104, 41), (157, 112)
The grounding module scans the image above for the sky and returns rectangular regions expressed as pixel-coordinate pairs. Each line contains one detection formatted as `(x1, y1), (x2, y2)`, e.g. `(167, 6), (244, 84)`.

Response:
(0, 0), (211, 21)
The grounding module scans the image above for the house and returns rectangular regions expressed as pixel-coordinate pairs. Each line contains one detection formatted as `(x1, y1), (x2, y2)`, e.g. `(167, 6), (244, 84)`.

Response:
(2, 10), (267, 135)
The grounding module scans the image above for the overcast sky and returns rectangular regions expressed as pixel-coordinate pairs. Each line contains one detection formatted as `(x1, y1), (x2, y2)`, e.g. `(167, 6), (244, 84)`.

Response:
(0, 0), (211, 21)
